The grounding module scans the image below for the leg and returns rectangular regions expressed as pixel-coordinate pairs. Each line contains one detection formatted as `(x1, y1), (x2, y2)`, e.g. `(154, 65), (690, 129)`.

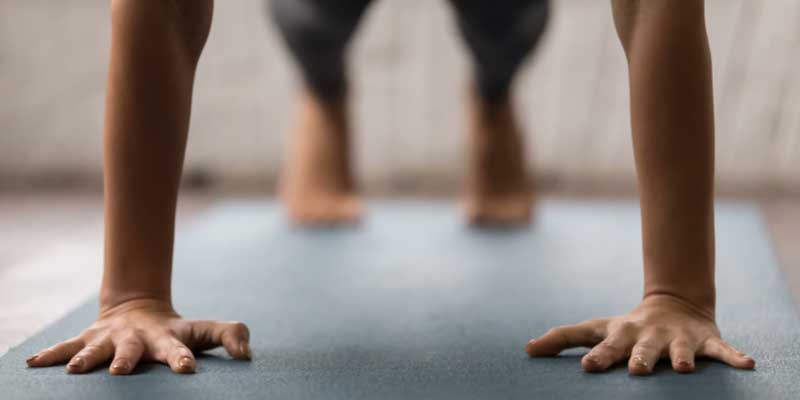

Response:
(450, 0), (550, 226)
(269, 0), (371, 225)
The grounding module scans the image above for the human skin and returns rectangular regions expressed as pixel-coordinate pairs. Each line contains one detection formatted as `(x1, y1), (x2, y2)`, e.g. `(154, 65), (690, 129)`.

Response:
(26, 0), (251, 375)
(525, 0), (755, 375)
(26, 0), (752, 378)
(273, 0), (542, 227)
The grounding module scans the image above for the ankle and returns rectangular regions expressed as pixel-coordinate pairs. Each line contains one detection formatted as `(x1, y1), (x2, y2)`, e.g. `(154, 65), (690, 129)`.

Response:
(303, 89), (349, 127)
(470, 89), (513, 120)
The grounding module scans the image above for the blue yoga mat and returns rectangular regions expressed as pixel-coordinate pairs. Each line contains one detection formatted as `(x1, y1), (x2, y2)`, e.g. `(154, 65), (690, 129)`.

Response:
(1, 200), (798, 399)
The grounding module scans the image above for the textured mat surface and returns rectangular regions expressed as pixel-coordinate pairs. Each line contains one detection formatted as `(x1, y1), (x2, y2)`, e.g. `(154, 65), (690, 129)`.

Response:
(1, 200), (798, 399)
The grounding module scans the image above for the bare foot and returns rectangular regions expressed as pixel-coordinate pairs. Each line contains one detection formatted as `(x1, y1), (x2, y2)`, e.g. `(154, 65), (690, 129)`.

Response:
(279, 89), (360, 226)
(464, 89), (534, 227)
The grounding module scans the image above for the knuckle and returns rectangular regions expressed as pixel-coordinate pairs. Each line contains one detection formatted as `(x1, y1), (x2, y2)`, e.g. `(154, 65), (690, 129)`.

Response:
(81, 343), (106, 353)
(230, 322), (250, 338)
(75, 349), (96, 359)
(168, 338), (189, 351)
(595, 341), (625, 354)
(116, 335), (143, 348)
(671, 338), (693, 349)
(633, 341), (660, 353)
(129, 328), (147, 338)
(45, 342), (64, 352)
(588, 326), (607, 342)
(550, 328), (570, 343)
(185, 322), (205, 342)
(156, 328), (179, 339)
(109, 327), (133, 339)
(115, 328), (140, 340)
(648, 326), (670, 337)
(82, 327), (103, 338)
(586, 318), (609, 328)
(545, 327), (562, 336)
(47, 341), (69, 352)
(616, 321), (638, 332)
(173, 320), (192, 333)
(719, 340), (737, 352)
(232, 321), (249, 332)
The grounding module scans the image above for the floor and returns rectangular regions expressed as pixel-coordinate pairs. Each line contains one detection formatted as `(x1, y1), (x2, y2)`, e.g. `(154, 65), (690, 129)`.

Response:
(0, 193), (217, 354)
(0, 192), (798, 356)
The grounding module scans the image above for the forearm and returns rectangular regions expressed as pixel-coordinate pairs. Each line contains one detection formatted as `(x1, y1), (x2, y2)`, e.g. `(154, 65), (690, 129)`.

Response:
(613, 0), (716, 313)
(529, 1), (752, 374)
(100, 0), (212, 310)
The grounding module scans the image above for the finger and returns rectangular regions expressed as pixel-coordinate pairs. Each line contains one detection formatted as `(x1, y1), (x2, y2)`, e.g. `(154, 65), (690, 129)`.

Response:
(668, 337), (697, 373)
(153, 335), (196, 374)
(109, 335), (146, 375)
(526, 320), (607, 357)
(67, 340), (114, 374)
(167, 341), (196, 374)
(628, 336), (669, 376)
(189, 320), (251, 360)
(27, 337), (84, 367)
(699, 337), (755, 369)
(582, 324), (638, 372)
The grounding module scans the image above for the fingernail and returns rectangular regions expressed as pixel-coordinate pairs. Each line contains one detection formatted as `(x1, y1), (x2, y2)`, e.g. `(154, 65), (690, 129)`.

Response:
(110, 360), (130, 374)
(179, 356), (194, 371)
(26, 354), (39, 365)
(632, 356), (648, 367)
(524, 341), (536, 356)
(67, 357), (84, 373)
(240, 342), (252, 360)
(583, 355), (601, 371)
(677, 360), (692, 368)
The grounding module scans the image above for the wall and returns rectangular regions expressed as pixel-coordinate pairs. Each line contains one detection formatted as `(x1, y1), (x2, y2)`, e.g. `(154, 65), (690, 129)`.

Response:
(1, 0), (798, 194)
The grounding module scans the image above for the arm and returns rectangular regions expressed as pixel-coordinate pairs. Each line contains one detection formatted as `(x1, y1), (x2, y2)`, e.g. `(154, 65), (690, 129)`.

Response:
(526, 0), (754, 375)
(27, 0), (250, 375)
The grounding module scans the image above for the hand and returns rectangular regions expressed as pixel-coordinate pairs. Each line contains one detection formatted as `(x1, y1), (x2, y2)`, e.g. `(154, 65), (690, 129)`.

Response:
(525, 294), (755, 375)
(25, 298), (251, 375)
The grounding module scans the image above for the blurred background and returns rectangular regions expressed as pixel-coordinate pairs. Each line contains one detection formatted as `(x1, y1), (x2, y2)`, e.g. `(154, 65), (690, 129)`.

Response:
(1, 0), (799, 353)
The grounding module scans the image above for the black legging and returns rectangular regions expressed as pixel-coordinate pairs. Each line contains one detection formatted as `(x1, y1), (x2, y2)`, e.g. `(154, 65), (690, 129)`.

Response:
(269, 0), (549, 102)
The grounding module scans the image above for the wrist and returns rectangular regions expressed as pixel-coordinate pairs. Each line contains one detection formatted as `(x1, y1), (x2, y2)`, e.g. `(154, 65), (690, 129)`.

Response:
(642, 256), (716, 318)
(642, 288), (715, 319)
(99, 259), (173, 313)
(99, 289), (172, 315)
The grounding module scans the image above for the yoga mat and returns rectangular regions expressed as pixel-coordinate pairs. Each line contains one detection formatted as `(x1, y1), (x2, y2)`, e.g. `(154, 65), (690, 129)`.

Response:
(1, 200), (798, 399)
